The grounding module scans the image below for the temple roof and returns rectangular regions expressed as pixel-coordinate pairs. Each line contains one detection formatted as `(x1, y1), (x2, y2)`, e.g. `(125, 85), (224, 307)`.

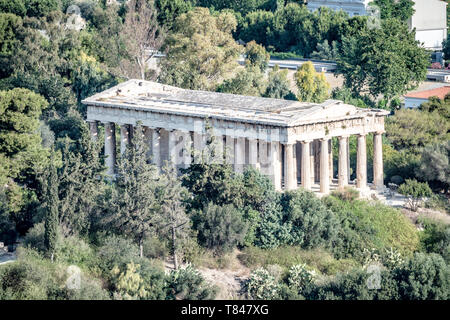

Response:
(82, 80), (388, 127)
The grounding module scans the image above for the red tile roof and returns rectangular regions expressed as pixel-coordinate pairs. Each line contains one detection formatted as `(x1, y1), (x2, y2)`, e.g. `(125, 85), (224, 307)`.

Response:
(404, 86), (450, 100)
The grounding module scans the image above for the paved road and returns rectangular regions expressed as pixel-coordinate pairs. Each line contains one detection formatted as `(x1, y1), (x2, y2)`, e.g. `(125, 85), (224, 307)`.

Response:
(0, 252), (16, 265)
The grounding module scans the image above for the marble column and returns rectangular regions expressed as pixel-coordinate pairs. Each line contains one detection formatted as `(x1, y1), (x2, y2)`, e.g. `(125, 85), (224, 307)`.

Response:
(181, 130), (192, 169)
(269, 141), (284, 191)
(328, 139), (333, 183)
(259, 140), (269, 175)
(373, 132), (384, 189)
(104, 122), (116, 176)
(320, 138), (330, 194)
(152, 129), (161, 167)
(213, 134), (224, 164)
(235, 137), (245, 173)
(192, 131), (205, 164)
(120, 124), (131, 155)
(248, 139), (259, 170)
(301, 140), (312, 190)
(310, 141), (315, 184)
(143, 126), (153, 160)
(338, 136), (349, 188)
(168, 130), (177, 165)
(356, 134), (367, 189)
(88, 121), (98, 141)
(225, 135), (235, 166)
(284, 143), (296, 190)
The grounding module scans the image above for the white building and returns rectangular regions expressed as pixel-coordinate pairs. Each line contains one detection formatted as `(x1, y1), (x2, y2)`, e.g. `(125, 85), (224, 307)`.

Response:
(83, 80), (389, 194)
(307, 0), (371, 17)
(408, 0), (448, 51)
(404, 86), (450, 108)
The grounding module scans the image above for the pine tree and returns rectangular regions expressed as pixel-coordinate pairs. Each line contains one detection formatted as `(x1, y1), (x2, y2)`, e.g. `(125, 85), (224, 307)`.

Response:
(43, 159), (59, 262)
(156, 165), (190, 270)
(102, 122), (159, 257)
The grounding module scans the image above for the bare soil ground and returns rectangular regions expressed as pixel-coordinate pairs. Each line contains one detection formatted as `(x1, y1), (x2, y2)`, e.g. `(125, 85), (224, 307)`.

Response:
(402, 207), (450, 228)
(164, 249), (251, 300)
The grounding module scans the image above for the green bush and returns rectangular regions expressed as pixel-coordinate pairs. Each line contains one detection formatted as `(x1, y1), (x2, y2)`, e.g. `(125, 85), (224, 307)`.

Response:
(308, 268), (400, 300)
(238, 246), (359, 275)
(246, 268), (281, 300)
(96, 235), (141, 276)
(281, 189), (339, 249)
(55, 236), (97, 268)
(324, 196), (420, 259)
(110, 260), (167, 300)
(394, 253), (449, 300)
(419, 217), (450, 263)
(143, 236), (170, 260)
(22, 222), (46, 252)
(398, 179), (433, 212)
(195, 203), (248, 254)
(166, 264), (217, 300)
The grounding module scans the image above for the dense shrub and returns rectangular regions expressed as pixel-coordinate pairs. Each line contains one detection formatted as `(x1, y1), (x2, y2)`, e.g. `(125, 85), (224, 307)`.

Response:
(398, 179), (433, 212)
(246, 267), (281, 300)
(0, 248), (109, 300)
(96, 235), (141, 275)
(55, 236), (97, 267)
(238, 246), (359, 275)
(22, 222), (46, 252)
(280, 189), (338, 249)
(194, 203), (248, 253)
(394, 253), (449, 300)
(324, 196), (420, 260)
(254, 194), (291, 249)
(419, 218), (450, 264)
(143, 236), (170, 260)
(110, 261), (167, 300)
(166, 264), (217, 300)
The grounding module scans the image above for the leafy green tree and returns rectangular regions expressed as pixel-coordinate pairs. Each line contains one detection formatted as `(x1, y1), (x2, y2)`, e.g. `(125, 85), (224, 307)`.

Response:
(101, 123), (160, 257)
(43, 159), (59, 262)
(0, 88), (49, 181)
(194, 203), (247, 254)
(443, 37), (450, 60)
(0, 13), (24, 78)
(239, 9), (274, 48)
(159, 7), (242, 90)
(337, 18), (428, 101)
(217, 66), (266, 96)
(53, 121), (105, 236)
(155, 0), (193, 30)
(416, 142), (450, 192)
(372, 0), (415, 21)
(24, 0), (60, 18)
(294, 61), (330, 103)
(0, 0), (27, 17)
(310, 40), (339, 61)
(419, 94), (450, 119)
(385, 109), (450, 153)
(245, 40), (270, 71)
(116, 0), (165, 80)
(398, 179), (433, 212)
(264, 65), (295, 100)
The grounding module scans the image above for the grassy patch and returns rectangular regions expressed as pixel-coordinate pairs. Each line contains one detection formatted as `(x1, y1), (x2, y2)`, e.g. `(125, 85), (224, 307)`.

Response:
(238, 246), (359, 275)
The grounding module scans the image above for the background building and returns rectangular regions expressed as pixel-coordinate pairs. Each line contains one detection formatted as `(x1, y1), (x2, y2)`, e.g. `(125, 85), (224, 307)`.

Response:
(404, 86), (450, 108)
(307, 0), (371, 17)
(408, 0), (448, 50)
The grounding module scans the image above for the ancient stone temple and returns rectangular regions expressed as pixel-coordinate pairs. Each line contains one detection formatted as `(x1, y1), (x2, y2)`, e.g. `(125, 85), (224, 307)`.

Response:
(82, 80), (389, 194)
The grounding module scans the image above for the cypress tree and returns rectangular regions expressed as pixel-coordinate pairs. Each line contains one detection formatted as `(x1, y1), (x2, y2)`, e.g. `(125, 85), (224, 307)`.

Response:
(44, 160), (59, 262)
